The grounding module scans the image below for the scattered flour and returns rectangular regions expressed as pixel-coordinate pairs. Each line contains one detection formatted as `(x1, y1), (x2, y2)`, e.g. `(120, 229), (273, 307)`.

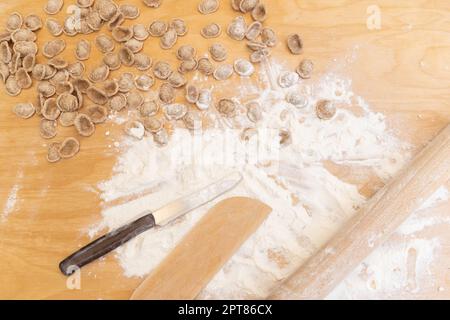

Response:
(397, 186), (450, 236)
(91, 58), (427, 299)
(2, 184), (20, 222)
(329, 185), (449, 299)
(328, 238), (441, 299)
(2, 169), (24, 222)
(417, 186), (449, 211)
(398, 216), (450, 237)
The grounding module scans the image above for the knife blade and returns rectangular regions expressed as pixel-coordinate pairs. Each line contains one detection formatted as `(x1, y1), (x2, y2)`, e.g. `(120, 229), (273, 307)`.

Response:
(59, 172), (243, 276)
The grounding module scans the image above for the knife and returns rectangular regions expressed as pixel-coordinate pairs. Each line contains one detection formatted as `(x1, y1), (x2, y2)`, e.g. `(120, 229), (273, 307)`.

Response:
(59, 172), (243, 276)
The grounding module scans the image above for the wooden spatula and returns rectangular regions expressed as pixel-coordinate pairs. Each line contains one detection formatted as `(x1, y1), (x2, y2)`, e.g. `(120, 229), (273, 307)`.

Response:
(130, 197), (272, 300)
(270, 123), (450, 299)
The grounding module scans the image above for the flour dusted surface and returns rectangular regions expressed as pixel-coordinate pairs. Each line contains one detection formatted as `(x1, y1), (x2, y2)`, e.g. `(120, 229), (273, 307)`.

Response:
(92, 59), (416, 299)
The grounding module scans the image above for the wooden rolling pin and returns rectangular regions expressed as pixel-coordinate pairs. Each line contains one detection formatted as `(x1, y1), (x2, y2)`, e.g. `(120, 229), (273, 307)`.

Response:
(269, 124), (450, 300)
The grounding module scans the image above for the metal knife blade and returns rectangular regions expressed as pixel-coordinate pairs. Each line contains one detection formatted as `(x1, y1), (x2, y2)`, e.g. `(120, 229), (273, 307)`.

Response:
(153, 172), (243, 226)
(59, 172), (243, 276)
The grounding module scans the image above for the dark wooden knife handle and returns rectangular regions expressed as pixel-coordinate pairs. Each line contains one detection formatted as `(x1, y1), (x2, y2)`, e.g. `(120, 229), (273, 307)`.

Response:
(59, 214), (156, 276)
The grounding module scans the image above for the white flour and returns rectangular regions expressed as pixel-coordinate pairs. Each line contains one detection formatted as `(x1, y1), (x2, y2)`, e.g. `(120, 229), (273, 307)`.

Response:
(329, 238), (441, 299)
(417, 187), (449, 212)
(329, 184), (449, 299)
(397, 187), (450, 236)
(2, 184), (20, 222)
(91, 59), (418, 299)
(2, 168), (23, 222)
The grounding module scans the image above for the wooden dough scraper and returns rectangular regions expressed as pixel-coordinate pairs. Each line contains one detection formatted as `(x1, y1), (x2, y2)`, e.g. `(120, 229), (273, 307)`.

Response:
(130, 197), (272, 300)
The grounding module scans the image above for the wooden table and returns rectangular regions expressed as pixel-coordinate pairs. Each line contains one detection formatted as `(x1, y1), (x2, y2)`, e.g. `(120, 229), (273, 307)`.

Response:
(0, 0), (449, 299)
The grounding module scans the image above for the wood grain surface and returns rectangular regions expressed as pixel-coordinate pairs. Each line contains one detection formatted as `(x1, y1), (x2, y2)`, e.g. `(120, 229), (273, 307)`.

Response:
(0, 0), (449, 299)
